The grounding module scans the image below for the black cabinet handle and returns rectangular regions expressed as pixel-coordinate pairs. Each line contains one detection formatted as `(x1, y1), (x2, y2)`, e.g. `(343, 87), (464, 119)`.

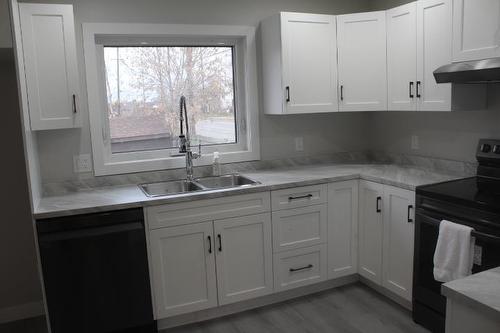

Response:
(340, 85), (344, 101)
(285, 86), (290, 102)
(408, 205), (414, 223)
(416, 81), (421, 98)
(72, 94), (77, 113)
(409, 82), (414, 98)
(289, 264), (313, 272)
(376, 196), (382, 213)
(207, 235), (212, 254)
(217, 234), (222, 252)
(288, 194), (313, 201)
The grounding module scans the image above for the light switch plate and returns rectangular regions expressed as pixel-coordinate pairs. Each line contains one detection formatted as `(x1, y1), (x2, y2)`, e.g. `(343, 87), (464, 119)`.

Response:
(73, 154), (92, 173)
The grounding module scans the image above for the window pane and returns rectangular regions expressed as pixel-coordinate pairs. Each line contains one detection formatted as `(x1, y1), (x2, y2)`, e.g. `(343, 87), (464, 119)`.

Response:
(103, 46), (237, 154)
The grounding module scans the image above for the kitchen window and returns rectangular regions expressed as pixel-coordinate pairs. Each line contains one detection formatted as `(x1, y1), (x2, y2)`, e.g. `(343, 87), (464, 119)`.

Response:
(83, 23), (260, 176)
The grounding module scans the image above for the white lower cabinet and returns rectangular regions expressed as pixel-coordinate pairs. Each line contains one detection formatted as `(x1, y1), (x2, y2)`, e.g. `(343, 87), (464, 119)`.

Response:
(382, 187), (415, 301)
(358, 181), (385, 285)
(214, 213), (274, 305)
(149, 221), (218, 318)
(327, 180), (358, 279)
(358, 181), (416, 302)
(274, 244), (327, 291)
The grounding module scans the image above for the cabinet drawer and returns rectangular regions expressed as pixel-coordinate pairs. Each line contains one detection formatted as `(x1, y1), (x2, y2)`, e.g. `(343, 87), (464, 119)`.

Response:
(272, 204), (327, 252)
(273, 244), (327, 291)
(146, 192), (271, 229)
(271, 184), (327, 211)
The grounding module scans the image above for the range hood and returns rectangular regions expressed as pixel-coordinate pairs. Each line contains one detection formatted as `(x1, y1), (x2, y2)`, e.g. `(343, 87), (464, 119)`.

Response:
(434, 57), (500, 83)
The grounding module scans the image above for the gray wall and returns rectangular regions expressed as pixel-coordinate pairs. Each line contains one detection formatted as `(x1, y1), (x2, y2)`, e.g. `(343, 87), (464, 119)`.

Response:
(0, 0), (12, 47)
(0, 48), (42, 314)
(367, 0), (500, 163)
(23, 0), (372, 183)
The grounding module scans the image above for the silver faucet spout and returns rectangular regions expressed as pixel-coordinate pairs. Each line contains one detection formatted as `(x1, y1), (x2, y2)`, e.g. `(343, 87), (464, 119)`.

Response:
(178, 96), (201, 180)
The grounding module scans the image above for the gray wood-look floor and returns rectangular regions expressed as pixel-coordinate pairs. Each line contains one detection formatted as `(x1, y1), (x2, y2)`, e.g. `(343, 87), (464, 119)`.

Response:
(0, 283), (429, 333)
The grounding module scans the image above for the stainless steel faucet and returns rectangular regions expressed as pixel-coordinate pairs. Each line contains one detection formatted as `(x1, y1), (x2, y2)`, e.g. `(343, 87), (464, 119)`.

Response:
(178, 96), (201, 181)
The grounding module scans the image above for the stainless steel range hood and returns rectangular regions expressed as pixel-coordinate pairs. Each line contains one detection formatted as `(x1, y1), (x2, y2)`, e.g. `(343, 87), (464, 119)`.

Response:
(434, 58), (500, 83)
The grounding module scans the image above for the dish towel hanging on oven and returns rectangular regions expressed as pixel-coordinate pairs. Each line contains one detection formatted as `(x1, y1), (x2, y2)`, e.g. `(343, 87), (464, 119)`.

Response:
(433, 220), (475, 283)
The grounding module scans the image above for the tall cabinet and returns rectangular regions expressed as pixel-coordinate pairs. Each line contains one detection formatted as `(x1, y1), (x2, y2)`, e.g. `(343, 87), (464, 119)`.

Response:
(337, 11), (388, 112)
(387, 0), (453, 112)
(261, 12), (339, 114)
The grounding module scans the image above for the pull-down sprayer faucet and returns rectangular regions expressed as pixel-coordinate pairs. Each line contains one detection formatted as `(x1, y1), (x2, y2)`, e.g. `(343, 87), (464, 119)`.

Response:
(178, 96), (201, 181)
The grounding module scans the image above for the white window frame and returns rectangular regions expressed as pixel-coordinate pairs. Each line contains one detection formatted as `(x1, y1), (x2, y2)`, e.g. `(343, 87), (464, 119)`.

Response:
(83, 23), (260, 176)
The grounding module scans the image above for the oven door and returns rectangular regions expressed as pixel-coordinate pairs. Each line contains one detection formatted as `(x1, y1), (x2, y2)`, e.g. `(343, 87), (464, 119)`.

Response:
(413, 208), (500, 315)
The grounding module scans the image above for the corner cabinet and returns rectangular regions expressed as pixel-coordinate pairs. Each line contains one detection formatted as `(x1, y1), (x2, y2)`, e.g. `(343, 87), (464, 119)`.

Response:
(358, 181), (415, 302)
(337, 11), (388, 112)
(452, 0), (500, 62)
(387, 0), (453, 112)
(18, 3), (81, 130)
(261, 12), (339, 115)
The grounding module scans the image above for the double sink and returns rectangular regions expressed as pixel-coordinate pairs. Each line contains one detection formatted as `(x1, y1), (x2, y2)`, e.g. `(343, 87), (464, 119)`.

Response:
(139, 174), (260, 197)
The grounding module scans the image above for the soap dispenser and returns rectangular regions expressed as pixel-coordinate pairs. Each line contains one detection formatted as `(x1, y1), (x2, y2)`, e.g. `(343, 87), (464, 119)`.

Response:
(212, 151), (221, 176)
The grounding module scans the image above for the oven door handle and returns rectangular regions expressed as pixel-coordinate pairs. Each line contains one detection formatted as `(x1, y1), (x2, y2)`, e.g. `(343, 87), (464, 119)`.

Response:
(417, 212), (500, 243)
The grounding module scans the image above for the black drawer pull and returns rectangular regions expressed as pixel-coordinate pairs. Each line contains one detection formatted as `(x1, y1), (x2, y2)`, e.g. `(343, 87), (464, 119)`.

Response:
(288, 194), (313, 201)
(290, 264), (313, 272)
(376, 196), (382, 213)
(207, 235), (212, 254)
(285, 86), (290, 102)
(408, 205), (414, 223)
(416, 81), (421, 98)
(340, 85), (344, 101)
(409, 82), (414, 98)
(217, 234), (222, 252)
(72, 94), (77, 113)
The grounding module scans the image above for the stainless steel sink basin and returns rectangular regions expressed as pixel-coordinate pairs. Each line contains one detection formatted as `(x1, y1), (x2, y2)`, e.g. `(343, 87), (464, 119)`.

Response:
(139, 180), (204, 197)
(194, 174), (260, 189)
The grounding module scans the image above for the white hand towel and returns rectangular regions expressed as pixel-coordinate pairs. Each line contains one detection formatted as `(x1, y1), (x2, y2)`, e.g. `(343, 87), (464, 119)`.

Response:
(433, 220), (475, 283)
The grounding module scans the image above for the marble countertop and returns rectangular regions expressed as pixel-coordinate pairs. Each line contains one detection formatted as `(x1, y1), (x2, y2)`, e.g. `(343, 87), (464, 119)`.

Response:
(34, 163), (460, 219)
(442, 267), (500, 318)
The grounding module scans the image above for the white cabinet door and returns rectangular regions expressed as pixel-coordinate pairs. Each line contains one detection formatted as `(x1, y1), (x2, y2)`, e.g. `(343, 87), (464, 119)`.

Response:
(328, 180), (358, 279)
(382, 186), (415, 301)
(149, 222), (217, 318)
(387, 2), (418, 111)
(416, 0), (452, 111)
(214, 213), (273, 305)
(358, 180), (384, 285)
(453, 0), (500, 62)
(19, 3), (81, 130)
(281, 12), (339, 114)
(337, 11), (387, 112)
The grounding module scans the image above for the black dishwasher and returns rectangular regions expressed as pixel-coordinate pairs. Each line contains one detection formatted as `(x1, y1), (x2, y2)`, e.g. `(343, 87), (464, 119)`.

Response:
(37, 208), (157, 333)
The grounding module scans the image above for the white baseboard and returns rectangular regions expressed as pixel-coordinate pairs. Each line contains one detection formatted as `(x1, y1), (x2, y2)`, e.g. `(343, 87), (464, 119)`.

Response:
(0, 301), (45, 324)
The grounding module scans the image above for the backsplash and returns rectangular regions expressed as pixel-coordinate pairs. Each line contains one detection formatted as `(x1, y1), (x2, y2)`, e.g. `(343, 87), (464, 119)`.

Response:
(42, 151), (476, 196)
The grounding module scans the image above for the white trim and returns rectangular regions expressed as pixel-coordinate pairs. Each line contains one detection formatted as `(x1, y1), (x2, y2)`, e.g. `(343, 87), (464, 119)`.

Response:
(83, 23), (260, 176)
(0, 301), (45, 324)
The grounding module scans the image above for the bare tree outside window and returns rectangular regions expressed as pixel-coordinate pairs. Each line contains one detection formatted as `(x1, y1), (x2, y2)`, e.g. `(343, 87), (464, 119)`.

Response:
(103, 46), (237, 154)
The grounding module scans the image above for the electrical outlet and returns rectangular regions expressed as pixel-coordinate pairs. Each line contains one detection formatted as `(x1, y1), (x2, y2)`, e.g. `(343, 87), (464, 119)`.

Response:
(295, 137), (304, 152)
(73, 154), (92, 173)
(411, 135), (419, 150)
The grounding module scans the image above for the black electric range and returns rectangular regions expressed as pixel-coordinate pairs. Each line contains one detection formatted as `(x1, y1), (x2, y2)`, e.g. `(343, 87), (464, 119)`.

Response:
(413, 139), (500, 333)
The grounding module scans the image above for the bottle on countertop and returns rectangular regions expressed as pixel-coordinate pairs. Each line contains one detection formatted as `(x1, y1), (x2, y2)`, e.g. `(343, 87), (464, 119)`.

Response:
(212, 151), (221, 176)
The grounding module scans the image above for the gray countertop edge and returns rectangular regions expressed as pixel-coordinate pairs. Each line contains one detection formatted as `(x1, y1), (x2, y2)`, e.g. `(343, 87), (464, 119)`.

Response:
(442, 267), (500, 318)
(34, 164), (460, 219)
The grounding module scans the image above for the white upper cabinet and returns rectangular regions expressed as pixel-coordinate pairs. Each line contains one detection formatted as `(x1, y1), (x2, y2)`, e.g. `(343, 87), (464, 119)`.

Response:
(387, 3), (418, 111)
(382, 187), (415, 301)
(19, 3), (81, 130)
(453, 0), (500, 62)
(261, 12), (339, 115)
(337, 11), (387, 112)
(416, 0), (452, 111)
